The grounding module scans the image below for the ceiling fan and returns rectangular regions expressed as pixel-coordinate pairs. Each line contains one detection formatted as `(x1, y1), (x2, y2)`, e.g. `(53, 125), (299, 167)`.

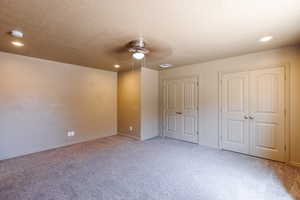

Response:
(108, 37), (172, 68)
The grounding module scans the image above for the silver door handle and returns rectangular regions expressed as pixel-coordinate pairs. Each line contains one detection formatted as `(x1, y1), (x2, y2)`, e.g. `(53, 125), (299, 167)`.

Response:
(249, 115), (255, 120)
(176, 112), (182, 115)
(244, 115), (249, 119)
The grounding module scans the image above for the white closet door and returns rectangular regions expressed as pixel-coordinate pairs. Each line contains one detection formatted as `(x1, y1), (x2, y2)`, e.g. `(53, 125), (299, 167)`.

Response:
(164, 77), (198, 143)
(249, 68), (285, 161)
(221, 72), (250, 154)
(165, 80), (182, 139)
(181, 78), (198, 143)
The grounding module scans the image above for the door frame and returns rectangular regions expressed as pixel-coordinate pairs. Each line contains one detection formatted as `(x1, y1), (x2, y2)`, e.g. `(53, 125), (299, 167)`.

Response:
(218, 64), (291, 162)
(162, 76), (200, 144)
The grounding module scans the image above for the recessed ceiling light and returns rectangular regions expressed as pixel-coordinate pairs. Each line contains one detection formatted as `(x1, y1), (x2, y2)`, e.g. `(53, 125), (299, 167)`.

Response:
(114, 64), (120, 68)
(11, 41), (24, 47)
(160, 64), (172, 68)
(259, 36), (273, 42)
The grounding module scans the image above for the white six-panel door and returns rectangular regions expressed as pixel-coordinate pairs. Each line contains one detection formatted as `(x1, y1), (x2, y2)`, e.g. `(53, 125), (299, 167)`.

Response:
(221, 67), (285, 161)
(164, 77), (198, 143)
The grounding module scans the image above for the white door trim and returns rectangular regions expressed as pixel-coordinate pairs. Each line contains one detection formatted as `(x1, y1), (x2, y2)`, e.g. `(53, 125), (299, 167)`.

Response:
(162, 76), (200, 143)
(218, 64), (291, 163)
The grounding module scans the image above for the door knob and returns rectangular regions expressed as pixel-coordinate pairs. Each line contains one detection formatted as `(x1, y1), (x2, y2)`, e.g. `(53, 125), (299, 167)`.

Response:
(176, 112), (182, 115)
(249, 116), (255, 120)
(244, 115), (249, 119)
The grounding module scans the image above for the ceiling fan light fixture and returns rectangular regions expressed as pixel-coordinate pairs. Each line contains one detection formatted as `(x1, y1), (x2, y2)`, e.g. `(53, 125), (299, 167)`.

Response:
(132, 52), (145, 60)
(10, 30), (24, 38)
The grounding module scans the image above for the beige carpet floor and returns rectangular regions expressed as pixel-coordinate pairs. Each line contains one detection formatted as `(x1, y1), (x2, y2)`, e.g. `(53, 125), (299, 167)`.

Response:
(0, 135), (300, 200)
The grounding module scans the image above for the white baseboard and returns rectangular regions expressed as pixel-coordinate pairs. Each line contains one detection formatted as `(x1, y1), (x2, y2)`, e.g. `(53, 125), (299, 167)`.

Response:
(0, 133), (117, 161)
(198, 141), (220, 150)
(118, 132), (140, 140)
(289, 161), (300, 168)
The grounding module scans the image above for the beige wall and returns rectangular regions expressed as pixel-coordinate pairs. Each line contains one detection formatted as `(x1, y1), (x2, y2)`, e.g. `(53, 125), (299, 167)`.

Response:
(117, 69), (141, 139)
(141, 68), (159, 140)
(0, 52), (117, 160)
(160, 46), (300, 165)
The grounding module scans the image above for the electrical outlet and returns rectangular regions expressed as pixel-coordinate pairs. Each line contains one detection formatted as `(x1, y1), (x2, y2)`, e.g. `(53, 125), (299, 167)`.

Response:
(67, 131), (75, 137)
(129, 126), (133, 132)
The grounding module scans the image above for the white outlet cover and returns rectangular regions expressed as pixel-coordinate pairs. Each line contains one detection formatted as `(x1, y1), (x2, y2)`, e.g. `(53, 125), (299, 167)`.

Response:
(129, 126), (133, 131)
(67, 131), (75, 137)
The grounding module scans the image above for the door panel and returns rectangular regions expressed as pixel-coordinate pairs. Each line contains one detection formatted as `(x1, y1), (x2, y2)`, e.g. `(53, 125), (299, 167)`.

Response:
(164, 77), (198, 143)
(257, 74), (279, 113)
(184, 80), (196, 110)
(227, 119), (245, 143)
(249, 68), (285, 161)
(221, 72), (250, 154)
(255, 122), (277, 149)
(228, 78), (245, 112)
(167, 115), (177, 132)
(183, 116), (196, 135)
(165, 80), (180, 138)
(182, 78), (198, 143)
(167, 81), (177, 110)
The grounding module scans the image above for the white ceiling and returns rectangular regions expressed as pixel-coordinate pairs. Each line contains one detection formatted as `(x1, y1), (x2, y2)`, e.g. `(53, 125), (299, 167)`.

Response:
(0, 0), (300, 71)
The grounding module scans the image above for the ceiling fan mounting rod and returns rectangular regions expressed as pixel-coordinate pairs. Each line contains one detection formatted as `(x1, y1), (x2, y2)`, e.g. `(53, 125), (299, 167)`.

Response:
(130, 39), (146, 48)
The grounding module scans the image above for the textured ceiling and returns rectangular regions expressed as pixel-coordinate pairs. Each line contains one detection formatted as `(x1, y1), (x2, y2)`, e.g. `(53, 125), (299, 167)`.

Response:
(0, 0), (300, 71)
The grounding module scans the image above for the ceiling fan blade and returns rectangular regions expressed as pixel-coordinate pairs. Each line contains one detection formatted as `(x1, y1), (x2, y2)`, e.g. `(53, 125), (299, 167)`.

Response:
(144, 37), (173, 60)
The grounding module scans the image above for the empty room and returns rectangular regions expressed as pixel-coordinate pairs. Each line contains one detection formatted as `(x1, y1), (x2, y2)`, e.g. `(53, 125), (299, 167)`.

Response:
(0, 1), (300, 199)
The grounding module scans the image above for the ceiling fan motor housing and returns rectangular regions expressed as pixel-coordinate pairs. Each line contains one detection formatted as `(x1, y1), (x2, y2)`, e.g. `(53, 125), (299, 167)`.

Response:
(128, 40), (149, 54)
